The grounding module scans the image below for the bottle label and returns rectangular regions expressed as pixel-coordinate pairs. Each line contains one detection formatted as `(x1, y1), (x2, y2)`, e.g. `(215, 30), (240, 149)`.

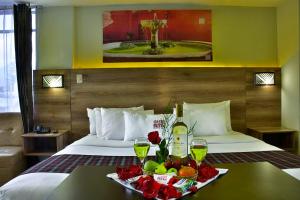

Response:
(171, 125), (188, 158)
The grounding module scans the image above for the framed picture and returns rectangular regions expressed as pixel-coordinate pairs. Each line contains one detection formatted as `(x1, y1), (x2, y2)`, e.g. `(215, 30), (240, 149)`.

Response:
(103, 10), (212, 63)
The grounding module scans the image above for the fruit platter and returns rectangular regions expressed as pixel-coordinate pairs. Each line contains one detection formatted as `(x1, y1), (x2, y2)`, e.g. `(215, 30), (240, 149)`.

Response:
(107, 158), (228, 200)
(107, 131), (228, 199)
(143, 158), (198, 180)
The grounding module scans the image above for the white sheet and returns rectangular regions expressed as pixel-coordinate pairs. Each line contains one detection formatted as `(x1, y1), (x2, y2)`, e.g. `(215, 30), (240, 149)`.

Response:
(0, 132), (298, 200)
(0, 173), (68, 200)
(69, 131), (260, 147)
(56, 132), (280, 156)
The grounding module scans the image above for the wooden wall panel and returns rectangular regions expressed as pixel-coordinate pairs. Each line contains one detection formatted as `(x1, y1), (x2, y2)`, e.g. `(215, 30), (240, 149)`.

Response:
(33, 67), (281, 142)
(33, 70), (71, 134)
(246, 68), (281, 127)
(70, 68), (246, 140)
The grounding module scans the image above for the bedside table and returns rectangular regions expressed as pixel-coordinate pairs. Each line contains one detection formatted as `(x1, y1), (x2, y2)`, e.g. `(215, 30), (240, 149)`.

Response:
(22, 130), (68, 156)
(247, 127), (297, 153)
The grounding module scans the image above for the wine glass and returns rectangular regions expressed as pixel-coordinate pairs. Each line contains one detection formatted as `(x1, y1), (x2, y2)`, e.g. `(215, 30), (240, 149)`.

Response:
(134, 138), (150, 166)
(190, 138), (208, 166)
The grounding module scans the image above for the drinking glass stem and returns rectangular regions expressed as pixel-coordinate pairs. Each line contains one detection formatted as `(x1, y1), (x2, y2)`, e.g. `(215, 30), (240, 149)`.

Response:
(140, 158), (145, 167)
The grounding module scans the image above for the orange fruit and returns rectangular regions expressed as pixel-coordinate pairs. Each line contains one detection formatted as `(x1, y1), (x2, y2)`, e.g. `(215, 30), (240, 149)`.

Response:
(178, 166), (196, 177)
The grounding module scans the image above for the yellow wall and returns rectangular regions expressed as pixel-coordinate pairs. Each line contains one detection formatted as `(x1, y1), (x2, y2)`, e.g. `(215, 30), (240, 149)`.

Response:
(37, 5), (278, 69)
(277, 0), (299, 66)
(277, 0), (300, 153)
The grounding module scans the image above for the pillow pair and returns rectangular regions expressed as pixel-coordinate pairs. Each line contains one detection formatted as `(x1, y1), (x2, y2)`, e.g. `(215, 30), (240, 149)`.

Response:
(183, 101), (232, 136)
(87, 106), (145, 140)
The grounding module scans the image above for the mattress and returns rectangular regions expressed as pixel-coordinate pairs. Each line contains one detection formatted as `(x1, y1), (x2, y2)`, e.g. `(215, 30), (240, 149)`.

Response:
(0, 132), (299, 200)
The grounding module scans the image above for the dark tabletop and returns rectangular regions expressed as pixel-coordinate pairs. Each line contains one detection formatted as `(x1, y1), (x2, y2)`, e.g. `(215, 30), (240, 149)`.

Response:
(47, 162), (300, 200)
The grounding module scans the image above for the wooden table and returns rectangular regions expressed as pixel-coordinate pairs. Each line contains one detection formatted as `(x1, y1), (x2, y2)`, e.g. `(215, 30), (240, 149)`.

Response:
(247, 127), (297, 153)
(47, 162), (300, 200)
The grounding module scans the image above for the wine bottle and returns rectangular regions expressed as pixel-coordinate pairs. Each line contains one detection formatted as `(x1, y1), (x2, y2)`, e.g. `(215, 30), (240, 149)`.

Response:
(170, 104), (188, 158)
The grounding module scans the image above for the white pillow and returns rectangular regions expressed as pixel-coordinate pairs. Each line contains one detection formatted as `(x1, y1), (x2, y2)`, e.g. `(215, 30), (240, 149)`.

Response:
(183, 100), (232, 131)
(94, 106), (144, 138)
(123, 111), (169, 141)
(87, 108), (96, 135)
(101, 107), (148, 140)
(186, 105), (228, 136)
(94, 108), (102, 137)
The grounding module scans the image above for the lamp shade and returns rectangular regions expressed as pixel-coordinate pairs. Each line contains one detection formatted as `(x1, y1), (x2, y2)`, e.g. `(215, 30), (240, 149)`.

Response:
(42, 75), (64, 88)
(255, 72), (275, 86)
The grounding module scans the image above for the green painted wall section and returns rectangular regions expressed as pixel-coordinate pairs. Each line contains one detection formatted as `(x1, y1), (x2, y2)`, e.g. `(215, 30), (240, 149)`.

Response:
(37, 7), (75, 69)
(37, 5), (278, 69)
(208, 7), (277, 67)
(277, 0), (299, 66)
(278, 0), (300, 153)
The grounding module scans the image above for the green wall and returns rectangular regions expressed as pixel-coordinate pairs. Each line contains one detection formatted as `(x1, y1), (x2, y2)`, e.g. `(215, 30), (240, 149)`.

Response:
(277, 0), (300, 153)
(37, 7), (75, 69)
(37, 5), (278, 69)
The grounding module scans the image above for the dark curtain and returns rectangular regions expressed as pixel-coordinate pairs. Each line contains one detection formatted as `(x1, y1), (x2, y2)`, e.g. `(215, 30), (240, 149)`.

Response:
(13, 4), (33, 133)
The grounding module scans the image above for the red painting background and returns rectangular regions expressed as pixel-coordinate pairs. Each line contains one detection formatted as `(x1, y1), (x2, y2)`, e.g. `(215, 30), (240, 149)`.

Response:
(103, 10), (212, 44)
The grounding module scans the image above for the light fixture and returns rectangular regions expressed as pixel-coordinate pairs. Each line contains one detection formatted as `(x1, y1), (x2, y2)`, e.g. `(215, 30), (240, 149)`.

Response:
(255, 72), (275, 86)
(42, 75), (64, 88)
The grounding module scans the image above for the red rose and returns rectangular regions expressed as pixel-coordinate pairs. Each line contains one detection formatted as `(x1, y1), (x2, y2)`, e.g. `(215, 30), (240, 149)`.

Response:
(148, 131), (161, 145)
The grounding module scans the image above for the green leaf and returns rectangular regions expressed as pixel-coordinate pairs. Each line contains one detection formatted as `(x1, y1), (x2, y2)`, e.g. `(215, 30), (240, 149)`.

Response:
(159, 139), (166, 150)
(163, 149), (169, 157)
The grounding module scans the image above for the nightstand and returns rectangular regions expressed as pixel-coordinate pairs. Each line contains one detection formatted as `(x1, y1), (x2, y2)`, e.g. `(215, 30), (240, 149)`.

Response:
(247, 127), (297, 153)
(22, 130), (68, 156)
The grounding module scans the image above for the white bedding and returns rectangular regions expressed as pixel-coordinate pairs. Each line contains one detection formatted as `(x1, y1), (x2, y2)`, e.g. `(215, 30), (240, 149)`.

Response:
(1, 132), (299, 200)
(56, 132), (281, 156)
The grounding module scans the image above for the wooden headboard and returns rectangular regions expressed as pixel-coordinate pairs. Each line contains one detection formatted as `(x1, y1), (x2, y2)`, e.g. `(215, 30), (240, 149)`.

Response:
(34, 67), (281, 142)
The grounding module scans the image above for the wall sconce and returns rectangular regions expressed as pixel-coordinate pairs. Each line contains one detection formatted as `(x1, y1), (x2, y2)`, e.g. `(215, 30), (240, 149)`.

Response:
(255, 72), (275, 86)
(42, 75), (64, 88)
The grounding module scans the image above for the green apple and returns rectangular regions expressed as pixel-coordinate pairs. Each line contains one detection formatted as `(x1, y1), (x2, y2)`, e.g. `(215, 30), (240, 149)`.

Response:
(167, 168), (178, 174)
(155, 164), (167, 174)
(144, 160), (159, 172)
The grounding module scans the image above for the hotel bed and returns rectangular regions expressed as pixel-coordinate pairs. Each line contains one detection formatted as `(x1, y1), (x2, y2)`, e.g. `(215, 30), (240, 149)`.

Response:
(1, 131), (300, 200)
(10, 67), (291, 199)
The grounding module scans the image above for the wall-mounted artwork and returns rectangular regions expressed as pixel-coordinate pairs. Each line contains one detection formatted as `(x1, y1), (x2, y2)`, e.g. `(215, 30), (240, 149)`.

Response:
(103, 10), (212, 63)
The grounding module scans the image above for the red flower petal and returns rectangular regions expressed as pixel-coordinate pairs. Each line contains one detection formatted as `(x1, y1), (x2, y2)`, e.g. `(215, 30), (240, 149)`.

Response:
(197, 163), (219, 182)
(189, 185), (198, 193)
(143, 188), (158, 199)
(116, 165), (142, 180)
(167, 177), (179, 185)
(131, 175), (184, 200)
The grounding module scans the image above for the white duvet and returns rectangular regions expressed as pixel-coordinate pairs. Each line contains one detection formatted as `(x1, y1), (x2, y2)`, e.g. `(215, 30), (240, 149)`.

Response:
(0, 132), (299, 200)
